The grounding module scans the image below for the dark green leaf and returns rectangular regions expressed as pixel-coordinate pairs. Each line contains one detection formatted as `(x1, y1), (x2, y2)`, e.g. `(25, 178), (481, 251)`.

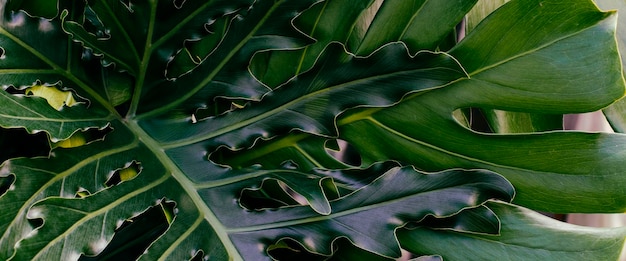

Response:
(142, 42), (466, 150)
(338, 0), (626, 213)
(79, 200), (175, 261)
(464, 0), (563, 134)
(5, 0), (58, 19)
(354, 0), (478, 54)
(225, 165), (513, 259)
(250, 0), (376, 87)
(0, 0), (624, 260)
(398, 201), (626, 260)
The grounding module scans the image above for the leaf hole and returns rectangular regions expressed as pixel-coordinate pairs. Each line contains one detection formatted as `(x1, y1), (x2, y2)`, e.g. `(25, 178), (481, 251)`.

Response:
(267, 238), (327, 261)
(0, 47), (5, 59)
(0, 174), (15, 197)
(325, 139), (361, 167)
(26, 206), (44, 229)
(37, 18), (54, 32)
(79, 199), (176, 260)
(452, 108), (493, 133)
(74, 187), (91, 198)
(189, 250), (207, 261)
(83, 6), (109, 39)
(105, 161), (142, 187)
(191, 98), (251, 123)
(0, 127), (50, 162)
(7, 12), (26, 28)
(52, 125), (113, 149)
(6, 81), (89, 111)
(279, 160), (299, 170)
(411, 206), (500, 234)
(165, 16), (229, 79)
(452, 108), (563, 134)
(239, 179), (304, 211)
(27, 83), (85, 110)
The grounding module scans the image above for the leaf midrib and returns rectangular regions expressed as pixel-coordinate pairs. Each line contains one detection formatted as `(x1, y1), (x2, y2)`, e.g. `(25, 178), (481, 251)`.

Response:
(126, 0), (158, 118)
(1, 138), (139, 253)
(125, 120), (244, 260)
(456, 10), (614, 77)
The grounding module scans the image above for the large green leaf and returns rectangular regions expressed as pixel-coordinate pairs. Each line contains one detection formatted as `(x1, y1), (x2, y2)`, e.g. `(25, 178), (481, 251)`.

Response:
(0, 0), (625, 260)
(250, 0), (376, 88)
(398, 201), (626, 260)
(337, 0), (626, 213)
(463, 0), (563, 134)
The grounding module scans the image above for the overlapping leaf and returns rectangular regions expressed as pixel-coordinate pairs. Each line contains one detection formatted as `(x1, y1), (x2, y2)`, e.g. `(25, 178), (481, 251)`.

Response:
(399, 201), (626, 260)
(217, 0), (626, 214)
(337, 0), (626, 213)
(0, 0), (625, 260)
(222, 165), (514, 260)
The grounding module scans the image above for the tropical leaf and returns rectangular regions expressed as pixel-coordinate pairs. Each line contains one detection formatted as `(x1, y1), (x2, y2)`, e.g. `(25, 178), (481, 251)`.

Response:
(462, 0), (563, 134)
(0, 0), (624, 260)
(352, 0), (477, 54)
(398, 201), (626, 260)
(337, 0), (626, 213)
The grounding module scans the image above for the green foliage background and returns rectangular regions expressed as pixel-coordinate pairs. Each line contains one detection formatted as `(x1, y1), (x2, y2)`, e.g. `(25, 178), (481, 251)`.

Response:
(0, 0), (624, 260)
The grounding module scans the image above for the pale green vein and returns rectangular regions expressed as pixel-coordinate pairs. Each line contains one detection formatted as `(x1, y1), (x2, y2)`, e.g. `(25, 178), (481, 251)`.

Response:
(195, 169), (306, 189)
(0, 69), (58, 74)
(160, 64), (464, 149)
(126, 120), (243, 260)
(0, 93), (46, 119)
(151, 1), (240, 50)
(95, 0), (142, 65)
(0, 27), (62, 71)
(226, 173), (483, 233)
(200, 132), (315, 171)
(31, 173), (170, 261)
(397, 0), (428, 40)
(294, 0), (328, 75)
(63, 21), (136, 74)
(0, 24), (122, 119)
(126, 0), (157, 118)
(0, 139), (139, 247)
(294, 145), (324, 168)
(453, 11), (615, 77)
(136, 0), (285, 120)
(157, 214), (204, 261)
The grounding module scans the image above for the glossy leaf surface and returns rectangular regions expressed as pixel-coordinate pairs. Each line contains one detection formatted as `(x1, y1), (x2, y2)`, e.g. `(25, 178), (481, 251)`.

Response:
(0, 0), (625, 260)
(338, 0), (626, 213)
(398, 201), (626, 260)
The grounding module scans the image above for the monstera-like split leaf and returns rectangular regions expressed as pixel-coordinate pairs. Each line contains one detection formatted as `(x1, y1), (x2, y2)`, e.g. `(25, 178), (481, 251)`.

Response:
(0, 0), (625, 260)
(398, 201), (626, 260)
